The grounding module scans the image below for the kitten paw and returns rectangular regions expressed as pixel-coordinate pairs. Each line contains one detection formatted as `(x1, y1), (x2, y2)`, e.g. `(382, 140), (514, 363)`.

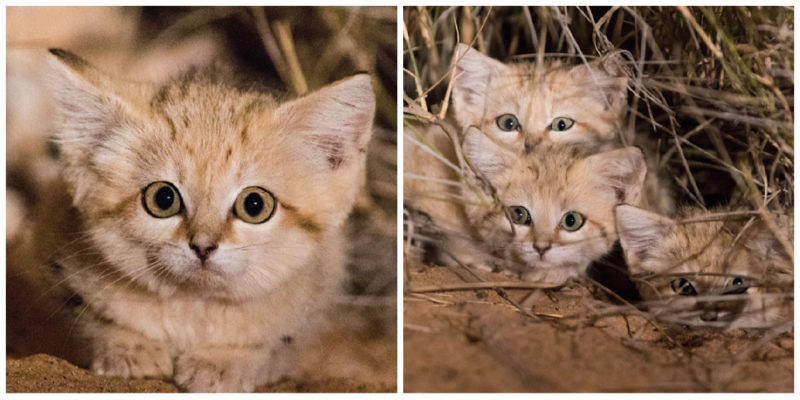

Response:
(90, 341), (171, 379)
(174, 355), (259, 393)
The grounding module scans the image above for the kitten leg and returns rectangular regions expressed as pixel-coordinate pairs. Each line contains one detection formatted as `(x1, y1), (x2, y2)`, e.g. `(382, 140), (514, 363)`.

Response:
(442, 235), (499, 272)
(87, 321), (172, 379)
(174, 342), (290, 393)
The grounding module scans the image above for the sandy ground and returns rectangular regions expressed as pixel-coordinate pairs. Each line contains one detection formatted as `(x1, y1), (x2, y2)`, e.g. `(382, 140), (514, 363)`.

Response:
(7, 305), (396, 393)
(403, 261), (793, 392)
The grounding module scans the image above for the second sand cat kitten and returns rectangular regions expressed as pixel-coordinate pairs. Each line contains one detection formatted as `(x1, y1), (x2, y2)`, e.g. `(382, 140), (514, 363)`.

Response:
(616, 205), (793, 329)
(455, 129), (647, 283)
(9, 49), (375, 392)
(451, 43), (628, 151)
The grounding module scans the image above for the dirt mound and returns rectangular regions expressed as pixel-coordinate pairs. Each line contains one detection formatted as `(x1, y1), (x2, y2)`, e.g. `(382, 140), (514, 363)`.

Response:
(404, 262), (793, 392)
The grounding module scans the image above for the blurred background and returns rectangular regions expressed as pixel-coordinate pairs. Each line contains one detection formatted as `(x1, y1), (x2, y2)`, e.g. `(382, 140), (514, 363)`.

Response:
(7, 6), (396, 392)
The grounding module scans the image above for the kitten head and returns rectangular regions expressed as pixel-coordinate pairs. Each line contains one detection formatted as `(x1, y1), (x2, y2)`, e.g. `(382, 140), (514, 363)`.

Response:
(451, 43), (627, 151)
(616, 205), (793, 328)
(49, 48), (375, 300)
(462, 128), (646, 283)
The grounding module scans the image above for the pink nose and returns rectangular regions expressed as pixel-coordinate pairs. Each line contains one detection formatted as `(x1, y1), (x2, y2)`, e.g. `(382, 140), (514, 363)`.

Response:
(190, 243), (217, 261)
(533, 242), (551, 256)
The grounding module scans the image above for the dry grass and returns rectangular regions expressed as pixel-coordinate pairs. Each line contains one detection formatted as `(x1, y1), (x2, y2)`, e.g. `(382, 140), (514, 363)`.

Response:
(403, 6), (793, 391)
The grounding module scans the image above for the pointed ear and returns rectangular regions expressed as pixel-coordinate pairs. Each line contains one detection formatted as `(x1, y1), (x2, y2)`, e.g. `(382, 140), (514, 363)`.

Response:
(48, 48), (138, 149)
(48, 48), (143, 204)
(742, 217), (793, 268)
(568, 52), (628, 114)
(615, 205), (676, 270)
(277, 74), (375, 171)
(451, 43), (510, 125)
(579, 146), (647, 205)
(462, 126), (513, 177)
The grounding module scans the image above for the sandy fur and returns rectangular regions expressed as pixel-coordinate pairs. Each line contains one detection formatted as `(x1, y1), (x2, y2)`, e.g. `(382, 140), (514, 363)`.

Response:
(7, 49), (375, 392)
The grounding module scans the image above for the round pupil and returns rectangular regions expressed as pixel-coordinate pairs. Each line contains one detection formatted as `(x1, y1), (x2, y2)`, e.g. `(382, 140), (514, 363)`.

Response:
(732, 277), (743, 286)
(565, 213), (576, 227)
(505, 118), (516, 130)
(557, 120), (567, 130)
(154, 186), (175, 210)
(244, 192), (264, 216)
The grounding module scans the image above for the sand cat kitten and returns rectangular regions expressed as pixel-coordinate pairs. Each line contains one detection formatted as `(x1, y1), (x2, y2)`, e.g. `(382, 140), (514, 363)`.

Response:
(451, 43), (628, 151)
(8, 49), (374, 392)
(616, 205), (793, 329)
(456, 128), (647, 283)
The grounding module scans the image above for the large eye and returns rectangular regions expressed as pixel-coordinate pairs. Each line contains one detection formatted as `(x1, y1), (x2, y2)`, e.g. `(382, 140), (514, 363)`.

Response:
(670, 278), (697, 296)
(495, 114), (520, 132)
(234, 186), (276, 224)
(142, 181), (182, 218)
(506, 206), (531, 225)
(550, 117), (575, 132)
(725, 277), (749, 295)
(559, 211), (585, 231)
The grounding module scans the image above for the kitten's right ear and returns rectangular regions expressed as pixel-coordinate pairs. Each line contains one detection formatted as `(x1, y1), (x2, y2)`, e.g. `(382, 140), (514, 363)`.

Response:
(48, 48), (133, 148)
(451, 43), (510, 125)
(615, 204), (676, 269)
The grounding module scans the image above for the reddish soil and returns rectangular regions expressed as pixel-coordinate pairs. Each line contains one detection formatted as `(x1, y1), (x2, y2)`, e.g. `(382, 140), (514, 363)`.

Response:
(403, 262), (793, 392)
(7, 305), (396, 393)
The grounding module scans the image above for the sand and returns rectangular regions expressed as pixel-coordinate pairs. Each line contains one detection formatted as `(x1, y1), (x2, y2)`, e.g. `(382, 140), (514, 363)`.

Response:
(7, 305), (396, 393)
(403, 262), (793, 392)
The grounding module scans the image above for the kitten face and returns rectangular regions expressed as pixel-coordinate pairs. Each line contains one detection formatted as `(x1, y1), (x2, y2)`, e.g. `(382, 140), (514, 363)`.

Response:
(49, 49), (374, 300)
(451, 44), (627, 151)
(462, 128), (646, 283)
(616, 205), (793, 328)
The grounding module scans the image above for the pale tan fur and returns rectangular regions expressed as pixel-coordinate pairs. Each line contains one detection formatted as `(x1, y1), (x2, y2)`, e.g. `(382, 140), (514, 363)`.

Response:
(616, 205), (793, 330)
(8, 49), (374, 392)
(451, 43), (628, 151)
(449, 44), (674, 216)
(405, 124), (647, 284)
(406, 44), (648, 282)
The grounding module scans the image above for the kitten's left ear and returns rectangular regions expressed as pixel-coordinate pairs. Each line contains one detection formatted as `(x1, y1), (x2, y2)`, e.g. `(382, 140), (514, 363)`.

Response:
(278, 74), (375, 170)
(578, 146), (647, 205)
(615, 205), (676, 269)
(742, 216), (793, 268)
(569, 52), (628, 114)
(462, 126), (514, 177)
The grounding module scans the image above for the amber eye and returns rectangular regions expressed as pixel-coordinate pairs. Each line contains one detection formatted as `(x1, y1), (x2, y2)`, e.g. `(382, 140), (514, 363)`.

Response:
(142, 181), (182, 218)
(670, 278), (697, 296)
(234, 186), (276, 224)
(559, 211), (585, 232)
(507, 206), (531, 225)
(495, 114), (520, 132)
(550, 117), (575, 132)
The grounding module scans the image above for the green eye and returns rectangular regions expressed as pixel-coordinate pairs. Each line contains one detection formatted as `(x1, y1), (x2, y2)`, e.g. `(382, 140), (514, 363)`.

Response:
(670, 278), (697, 296)
(725, 277), (749, 294)
(506, 206), (531, 225)
(559, 211), (585, 231)
(234, 186), (276, 224)
(496, 114), (520, 132)
(550, 117), (575, 132)
(142, 181), (182, 218)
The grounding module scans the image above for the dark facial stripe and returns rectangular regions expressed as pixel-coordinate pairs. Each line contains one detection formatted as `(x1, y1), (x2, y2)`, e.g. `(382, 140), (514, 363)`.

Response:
(279, 201), (323, 237)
